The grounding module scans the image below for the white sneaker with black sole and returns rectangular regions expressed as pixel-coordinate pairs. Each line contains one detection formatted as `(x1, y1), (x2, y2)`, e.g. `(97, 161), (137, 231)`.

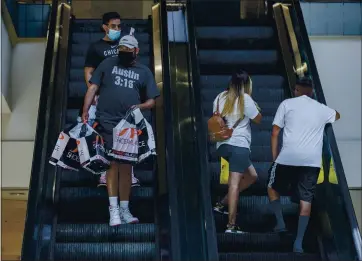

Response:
(109, 206), (122, 226)
(131, 174), (140, 187)
(120, 208), (139, 224)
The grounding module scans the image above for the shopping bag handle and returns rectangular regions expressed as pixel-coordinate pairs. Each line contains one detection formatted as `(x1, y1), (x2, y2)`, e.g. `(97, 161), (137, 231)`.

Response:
(79, 123), (88, 138)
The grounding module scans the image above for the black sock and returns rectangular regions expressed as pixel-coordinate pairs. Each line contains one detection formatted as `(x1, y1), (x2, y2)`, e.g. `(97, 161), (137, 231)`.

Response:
(270, 199), (285, 229)
(294, 215), (310, 251)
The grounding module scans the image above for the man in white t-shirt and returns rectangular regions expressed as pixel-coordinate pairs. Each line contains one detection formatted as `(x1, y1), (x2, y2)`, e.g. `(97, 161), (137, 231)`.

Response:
(267, 77), (340, 253)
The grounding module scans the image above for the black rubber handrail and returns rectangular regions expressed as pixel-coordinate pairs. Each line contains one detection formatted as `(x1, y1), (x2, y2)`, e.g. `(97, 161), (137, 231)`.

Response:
(21, 0), (60, 260)
(158, 1), (184, 260)
(291, 1), (362, 260)
(185, 0), (219, 260)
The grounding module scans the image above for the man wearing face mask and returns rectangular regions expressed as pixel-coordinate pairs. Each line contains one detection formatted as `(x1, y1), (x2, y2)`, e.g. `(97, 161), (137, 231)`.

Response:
(80, 12), (140, 188)
(81, 35), (160, 226)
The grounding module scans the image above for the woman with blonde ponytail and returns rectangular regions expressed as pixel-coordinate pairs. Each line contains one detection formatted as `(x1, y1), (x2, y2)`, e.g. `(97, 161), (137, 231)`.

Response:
(212, 70), (262, 234)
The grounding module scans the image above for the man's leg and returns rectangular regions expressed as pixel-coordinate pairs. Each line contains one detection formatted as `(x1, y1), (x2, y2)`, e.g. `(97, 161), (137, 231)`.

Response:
(118, 163), (139, 224)
(131, 166), (140, 187)
(106, 161), (121, 226)
(293, 167), (319, 253)
(267, 162), (287, 232)
(293, 201), (311, 253)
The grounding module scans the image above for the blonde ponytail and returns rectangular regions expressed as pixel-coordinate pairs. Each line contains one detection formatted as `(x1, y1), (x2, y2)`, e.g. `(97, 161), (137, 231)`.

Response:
(221, 75), (253, 119)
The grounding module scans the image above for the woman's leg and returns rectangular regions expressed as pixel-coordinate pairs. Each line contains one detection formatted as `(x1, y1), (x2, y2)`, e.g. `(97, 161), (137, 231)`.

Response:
(107, 161), (121, 226)
(227, 171), (243, 226)
(222, 165), (258, 204)
(118, 163), (139, 224)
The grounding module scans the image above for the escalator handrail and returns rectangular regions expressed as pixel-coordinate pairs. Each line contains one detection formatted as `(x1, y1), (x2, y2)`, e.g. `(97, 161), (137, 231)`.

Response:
(21, 0), (60, 259)
(290, 1), (362, 259)
(158, 1), (184, 260)
(185, 1), (220, 260)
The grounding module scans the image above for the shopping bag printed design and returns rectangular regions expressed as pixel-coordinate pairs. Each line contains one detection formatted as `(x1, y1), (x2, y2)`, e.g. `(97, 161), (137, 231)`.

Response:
(49, 123), (81, 171)
(134, 109), (157, 163)
(76, 124), (110, 174)
(220, 157), (229, 185)
(108, 111), (139, 163)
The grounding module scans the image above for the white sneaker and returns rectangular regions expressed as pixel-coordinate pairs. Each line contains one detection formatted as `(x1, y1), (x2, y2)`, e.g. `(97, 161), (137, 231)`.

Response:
(120, 208), (139, 224)
(132, 174), (140, 187)
(109, 206), (122, 226)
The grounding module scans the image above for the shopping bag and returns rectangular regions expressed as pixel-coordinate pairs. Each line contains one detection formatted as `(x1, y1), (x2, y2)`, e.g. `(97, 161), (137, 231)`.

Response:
(134, 108), (157, 163)
(108, 110), (139, 163)
(76, 123), (110, 174)
(49, 123), (82, 171)
(220, 157), (229, 184)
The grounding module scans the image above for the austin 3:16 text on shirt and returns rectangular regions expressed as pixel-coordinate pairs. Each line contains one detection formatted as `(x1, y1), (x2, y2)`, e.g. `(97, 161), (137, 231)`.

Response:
(89, 57), (160, 123)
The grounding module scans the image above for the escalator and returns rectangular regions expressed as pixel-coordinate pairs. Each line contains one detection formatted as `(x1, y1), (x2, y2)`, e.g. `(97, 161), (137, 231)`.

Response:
(54, 18), (157, 261)
(186, 0), (362, 261)
(21, 1), (176, 261)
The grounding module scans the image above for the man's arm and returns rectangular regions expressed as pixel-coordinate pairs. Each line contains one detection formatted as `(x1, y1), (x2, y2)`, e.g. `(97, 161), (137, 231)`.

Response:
(271, 125), (281, 161)
(82, 84), (99, 122)
(321, 103), (341, 123)
(84, 67), (95, 88)
(135, 68), (160, 110)
(84, 44), (100, 88)
(270, 101), (286, 161)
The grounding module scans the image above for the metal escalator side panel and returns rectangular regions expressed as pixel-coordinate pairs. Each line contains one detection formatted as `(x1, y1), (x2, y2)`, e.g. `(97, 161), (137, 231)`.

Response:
(185, 0), (220, 260)
(21, 1), (72, 260)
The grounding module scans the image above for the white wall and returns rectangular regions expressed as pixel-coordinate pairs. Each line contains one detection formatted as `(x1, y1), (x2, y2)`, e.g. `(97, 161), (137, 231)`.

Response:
(1, 42), (46, 141)
(1, 18), (13, 113)
(1, 41), (46, 188)
(1, 141), (35, 188)
(310, 37), (362, 188)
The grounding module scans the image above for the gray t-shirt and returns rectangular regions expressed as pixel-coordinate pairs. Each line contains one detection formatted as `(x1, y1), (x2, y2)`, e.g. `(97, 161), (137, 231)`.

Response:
(89, 57), (160, 124)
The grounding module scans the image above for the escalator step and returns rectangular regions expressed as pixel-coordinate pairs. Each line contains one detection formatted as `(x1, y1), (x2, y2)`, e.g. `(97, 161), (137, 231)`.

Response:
(196, 26), (276, 50)
(213, 196), (298, 232)
(196, 26), (274, 40)
(200, 63), (282, 75)
(58, 187), (154, 222)
(199, 50), (279, 66)
(217, 232), (319, 253)
(219, 252), (321, 261)
(54, 242), (156, 261)
(56, 223), (155, 242)
(60, 186), (153, 202)
(60, 169), (154, 187)
(199, 75), (285, 90)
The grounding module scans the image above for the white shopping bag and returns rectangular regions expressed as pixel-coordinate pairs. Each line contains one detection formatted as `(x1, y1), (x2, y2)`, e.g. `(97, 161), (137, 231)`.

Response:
(49, 124), (81, 171)
(76, 123), (110, 174)
(134, 109), (157, 163)
(108, 110), (139, 163)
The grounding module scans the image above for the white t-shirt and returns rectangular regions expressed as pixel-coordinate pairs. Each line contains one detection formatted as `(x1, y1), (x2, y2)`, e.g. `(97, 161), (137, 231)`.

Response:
(273, 95), (336, 167)
(213, 91), (259, 149)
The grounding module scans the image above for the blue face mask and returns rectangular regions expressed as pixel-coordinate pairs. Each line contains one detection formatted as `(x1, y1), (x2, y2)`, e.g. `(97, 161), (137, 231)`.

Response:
(107, 29), (121, 41)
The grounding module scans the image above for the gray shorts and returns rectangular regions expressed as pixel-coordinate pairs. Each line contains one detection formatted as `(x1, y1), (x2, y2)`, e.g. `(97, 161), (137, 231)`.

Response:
(217, 144), (252, 173)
